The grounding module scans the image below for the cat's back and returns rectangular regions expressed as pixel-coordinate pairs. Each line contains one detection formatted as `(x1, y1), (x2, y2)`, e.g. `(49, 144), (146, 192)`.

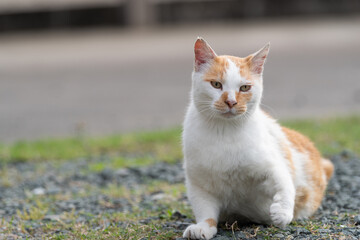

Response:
(282, 126), (333, 181)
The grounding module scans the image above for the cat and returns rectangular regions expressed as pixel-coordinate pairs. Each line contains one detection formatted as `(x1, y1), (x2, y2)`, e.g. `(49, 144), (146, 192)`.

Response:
(182, 37), (334, 239)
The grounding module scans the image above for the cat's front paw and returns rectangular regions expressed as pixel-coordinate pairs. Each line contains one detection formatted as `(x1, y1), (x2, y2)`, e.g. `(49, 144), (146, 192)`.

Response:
(183, 222), (217, 240)
(270, 202), (293, 228)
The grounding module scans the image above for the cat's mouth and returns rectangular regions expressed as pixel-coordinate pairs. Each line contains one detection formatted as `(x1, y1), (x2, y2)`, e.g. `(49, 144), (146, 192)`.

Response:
(220, 110), (242, 118)
(219, 109), (246, 118)
(221, 112), (236, 117)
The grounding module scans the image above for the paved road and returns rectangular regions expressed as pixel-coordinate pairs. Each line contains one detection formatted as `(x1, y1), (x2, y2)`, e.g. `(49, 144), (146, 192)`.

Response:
(1, 17), (360, 143)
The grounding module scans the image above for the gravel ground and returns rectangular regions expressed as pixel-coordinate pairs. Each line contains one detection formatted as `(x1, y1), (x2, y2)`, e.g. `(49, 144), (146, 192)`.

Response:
(0, 151), (359, 239)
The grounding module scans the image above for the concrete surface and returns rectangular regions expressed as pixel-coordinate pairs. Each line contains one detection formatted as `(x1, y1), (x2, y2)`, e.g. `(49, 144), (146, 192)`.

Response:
(1, 16), (360, 143)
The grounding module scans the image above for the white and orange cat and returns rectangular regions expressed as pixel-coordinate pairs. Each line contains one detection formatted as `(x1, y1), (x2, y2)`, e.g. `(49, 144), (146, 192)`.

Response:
(182, 38), (334, 239)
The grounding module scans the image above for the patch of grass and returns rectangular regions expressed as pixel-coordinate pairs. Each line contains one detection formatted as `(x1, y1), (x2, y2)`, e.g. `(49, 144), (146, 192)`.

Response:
(281, 116), (360, 156)
(117, 222), (179, 240)
(0, 165), (12, 187)
(0, 127), (182, 164)
(60, 218), (180, 240)
(87, 156), (156, 173)
(101, 181), (187, 203)
(16, 200), (49, 221)
(99, 181), (193, 224)
(148, 182), (186, 199)
(0, 116), (359, 166)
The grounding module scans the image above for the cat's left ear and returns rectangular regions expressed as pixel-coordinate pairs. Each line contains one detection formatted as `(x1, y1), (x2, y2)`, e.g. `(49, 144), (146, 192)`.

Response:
(249, 43), (270, 75)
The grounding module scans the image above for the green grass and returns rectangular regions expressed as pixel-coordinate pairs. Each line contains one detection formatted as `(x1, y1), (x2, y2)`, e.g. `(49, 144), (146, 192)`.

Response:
(86, 156), (156, 172)
(16, 199), (49, 221)
(0, 116), (359, 165)
(0, 127), (182, 164)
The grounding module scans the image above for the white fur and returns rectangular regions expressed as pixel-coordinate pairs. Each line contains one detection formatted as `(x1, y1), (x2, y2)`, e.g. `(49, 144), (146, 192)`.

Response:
(183, 221), (217, 240)
(182, 56), (306, 239)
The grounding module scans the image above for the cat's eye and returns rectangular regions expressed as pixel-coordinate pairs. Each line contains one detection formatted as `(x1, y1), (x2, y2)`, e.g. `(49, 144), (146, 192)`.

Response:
(211, 81), (222, 89)
(240, 85), (251, 92)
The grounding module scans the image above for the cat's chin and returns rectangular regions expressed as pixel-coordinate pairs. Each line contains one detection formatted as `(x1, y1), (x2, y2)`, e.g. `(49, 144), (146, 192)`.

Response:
(219, 111), (244, 119)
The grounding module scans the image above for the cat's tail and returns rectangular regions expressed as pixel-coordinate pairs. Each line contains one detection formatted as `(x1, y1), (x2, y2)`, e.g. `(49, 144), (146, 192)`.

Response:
(322, 158), (334, 182)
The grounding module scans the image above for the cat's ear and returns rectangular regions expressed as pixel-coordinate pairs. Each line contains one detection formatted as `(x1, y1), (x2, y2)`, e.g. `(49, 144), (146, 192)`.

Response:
(194, 37), (217, 71)
(249, 43), (270, 75)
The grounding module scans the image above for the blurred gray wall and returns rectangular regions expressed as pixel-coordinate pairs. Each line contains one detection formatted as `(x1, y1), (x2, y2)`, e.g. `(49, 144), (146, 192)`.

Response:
(0, 0), (360, 31)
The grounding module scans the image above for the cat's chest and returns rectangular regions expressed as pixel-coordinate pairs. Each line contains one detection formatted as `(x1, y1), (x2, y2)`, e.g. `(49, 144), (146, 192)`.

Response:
(185, 135), (272, 193)
(185, 127), (267, 171)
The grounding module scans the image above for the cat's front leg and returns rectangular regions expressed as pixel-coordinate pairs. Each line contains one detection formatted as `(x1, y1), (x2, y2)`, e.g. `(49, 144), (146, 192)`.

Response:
(183, 183), (219, 240)
(268, 167), (295, 228)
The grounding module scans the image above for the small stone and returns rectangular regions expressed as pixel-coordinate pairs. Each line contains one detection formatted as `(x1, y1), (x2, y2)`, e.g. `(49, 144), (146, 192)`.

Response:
(139, 219), (150, 224)
(47, 187), (61, 195)
(318, 229), (331, 234)
(99, 169), (113, 181)
(340, 149), (353, 158)
(273, 233), (284, 238)
(171, 211), (187, 220)
(150, 192), (167, 201)
(235, 232), (247, 239)
(342, 230), (354, 237)
(354, 215), (360, 225)
(43, 215), (60, 221)
(115, 168), (130, 177)
(32, 187), (45, 195)
(296, 227), (311, 235)
(76, 216), (87, 223)
(212, 236), (228, 240)
(174, 221), (190, 230)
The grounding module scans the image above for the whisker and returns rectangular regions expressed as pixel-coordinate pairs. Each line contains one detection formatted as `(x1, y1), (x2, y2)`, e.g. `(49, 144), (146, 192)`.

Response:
(260, 103), (277, 117)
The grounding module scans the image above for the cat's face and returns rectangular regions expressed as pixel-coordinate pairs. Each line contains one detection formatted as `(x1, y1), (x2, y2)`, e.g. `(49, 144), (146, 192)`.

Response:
(191, 38), (269, 120)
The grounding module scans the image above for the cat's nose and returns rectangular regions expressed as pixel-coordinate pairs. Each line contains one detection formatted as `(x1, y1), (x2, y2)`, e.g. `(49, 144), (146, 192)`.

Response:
(225, 100), (237, 108)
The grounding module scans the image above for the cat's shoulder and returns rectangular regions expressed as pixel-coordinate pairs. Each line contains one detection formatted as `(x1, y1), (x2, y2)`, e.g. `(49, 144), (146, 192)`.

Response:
(259, 110), (319, 156)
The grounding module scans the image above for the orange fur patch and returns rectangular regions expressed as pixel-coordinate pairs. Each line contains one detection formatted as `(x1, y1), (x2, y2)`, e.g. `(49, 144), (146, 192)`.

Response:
(203, 55), (255, 83)
(205, 218), (217, 228)
(235, 91), (252, 113)
(294, 186), (310, 218)
(213, 91), (251, 114)
(282, 127), (334, 212)
(203, 56), (229, 83)
(322, 158), (334, 181)
(226, 55), (254, 82)
(261, 110), (273, 119)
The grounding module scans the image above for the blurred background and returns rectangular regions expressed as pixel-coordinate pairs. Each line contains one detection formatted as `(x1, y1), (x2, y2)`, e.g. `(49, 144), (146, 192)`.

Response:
(1, 0), (360, 143)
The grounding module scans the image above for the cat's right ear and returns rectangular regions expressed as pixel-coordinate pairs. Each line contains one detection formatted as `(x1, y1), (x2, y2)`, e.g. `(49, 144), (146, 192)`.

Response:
(194, 37), (217, 71)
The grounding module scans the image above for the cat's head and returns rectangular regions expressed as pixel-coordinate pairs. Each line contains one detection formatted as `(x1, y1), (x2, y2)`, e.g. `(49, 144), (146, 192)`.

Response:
(191, 37), (269, 120)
